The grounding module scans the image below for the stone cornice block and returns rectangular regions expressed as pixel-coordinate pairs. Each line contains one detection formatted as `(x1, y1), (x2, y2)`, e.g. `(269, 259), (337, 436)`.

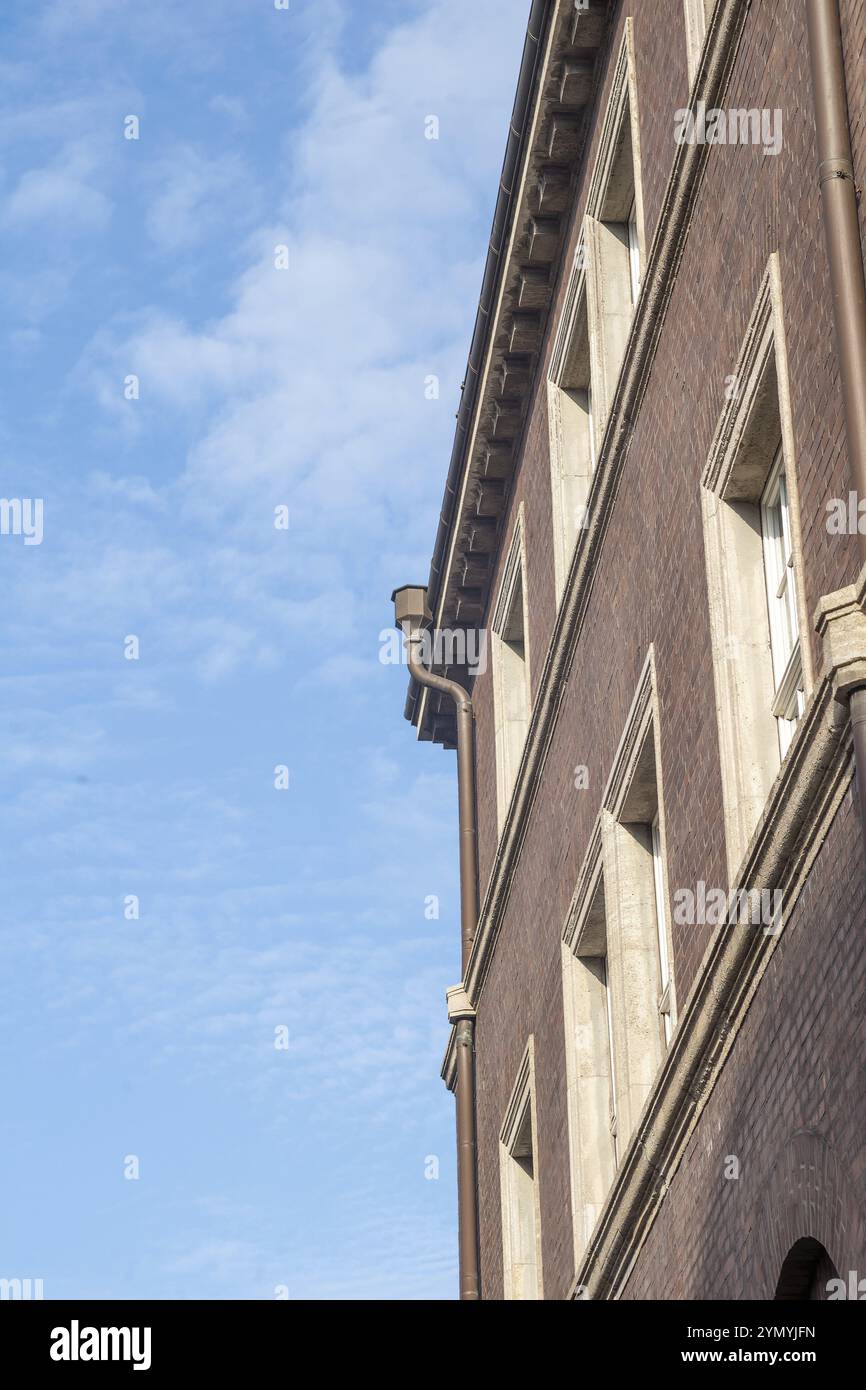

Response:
(445, 984), (475, 1024)
(814, 563), (866, 701)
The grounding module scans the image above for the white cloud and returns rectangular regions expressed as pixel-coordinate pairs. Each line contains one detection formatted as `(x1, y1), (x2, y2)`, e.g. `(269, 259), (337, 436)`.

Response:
(145, 146), (256, 253)
(88, 471), (166, 509)
(81, 0), (525, 546)
(0, 0), (529, 1301)
(0, 141), (112, 230)
(207, 94), (249, 126)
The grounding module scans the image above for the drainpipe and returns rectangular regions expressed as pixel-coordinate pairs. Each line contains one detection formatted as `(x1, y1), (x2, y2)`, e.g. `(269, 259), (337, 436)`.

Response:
(391, 585), (481, 1301)
(807, 0), (866, 862)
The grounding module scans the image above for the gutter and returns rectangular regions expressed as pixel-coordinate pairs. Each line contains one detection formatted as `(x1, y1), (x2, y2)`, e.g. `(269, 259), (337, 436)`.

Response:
(404, 0), (554, 728)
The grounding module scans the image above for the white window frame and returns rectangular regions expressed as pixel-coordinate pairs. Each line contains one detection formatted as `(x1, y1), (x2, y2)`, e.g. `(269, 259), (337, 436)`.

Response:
(627, 198), (642, 307)
(760, 447), (805, 757)
(651, 815), (673, 1046)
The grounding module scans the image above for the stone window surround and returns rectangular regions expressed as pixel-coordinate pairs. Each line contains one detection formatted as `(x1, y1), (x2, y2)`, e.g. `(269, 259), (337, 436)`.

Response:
(700, 254), (814, 883)
(684, 0), (716, 85)
(547, 244), (592, 604)
(491, 504), (532, 834)
(583, 17), (647, 431)
(546, 20), (646, 608)
(499, 1036), (544, 1301)
(561, 646), (676, 1271)
(561, 823), (616, 1271)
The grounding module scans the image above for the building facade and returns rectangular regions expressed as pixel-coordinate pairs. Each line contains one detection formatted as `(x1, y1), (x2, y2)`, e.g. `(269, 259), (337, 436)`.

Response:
(399, 0), (866, 1299)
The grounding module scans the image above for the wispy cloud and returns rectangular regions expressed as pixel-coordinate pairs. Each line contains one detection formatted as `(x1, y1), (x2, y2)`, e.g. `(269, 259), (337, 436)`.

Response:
(145, 146), (257, 253)
(0, 141), (112, 230)
(0, 0), (528, 1301)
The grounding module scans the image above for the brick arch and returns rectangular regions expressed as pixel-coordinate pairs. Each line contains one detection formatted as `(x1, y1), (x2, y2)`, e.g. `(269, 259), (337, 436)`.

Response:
(752, 1130), (864, 1298)
(774, 1237), (838, 1300)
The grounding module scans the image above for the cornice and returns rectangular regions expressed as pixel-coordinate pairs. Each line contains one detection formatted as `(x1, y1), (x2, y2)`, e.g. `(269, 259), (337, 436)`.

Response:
(410, 0), (613, 747)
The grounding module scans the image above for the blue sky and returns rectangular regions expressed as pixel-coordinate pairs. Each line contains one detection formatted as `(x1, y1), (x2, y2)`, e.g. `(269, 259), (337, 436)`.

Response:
(0, 0), (528, 1299)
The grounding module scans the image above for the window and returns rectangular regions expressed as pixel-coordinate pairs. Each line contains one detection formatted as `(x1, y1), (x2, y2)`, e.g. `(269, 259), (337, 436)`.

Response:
(562, 653), (676, 1266)
(627, 198), (642, 306)
(601, 952), (619, 1160)
(492, 513), (531, 830)
(651, 816), (673, 1045)
(584, 21), (646, 432)
(561, 843), (618, 1265)
(761, 448), (805, 756)
(683, 0), (714, 84)
(701, 258), (812, 879)
(547, 23), (644, 605)
(547, 260), (595, 600)
(600, 653), (675, 1150)
(500, 1042), (543, 1300)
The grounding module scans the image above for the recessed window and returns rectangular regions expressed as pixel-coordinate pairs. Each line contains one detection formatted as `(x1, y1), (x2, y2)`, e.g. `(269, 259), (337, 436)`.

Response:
(492, 516), (531, 830)
(760, 447), (805, 756)
(601, 950), (619, 1160)
(500, 1043), (543, 1300)
(627, 198), (642, 306)
(651, 816), (673, 1046)
(547, 270), (595, 600)
(606, 721), (676, 1081)
(562, 658), (675, 1266)
(600, 657), (676, 1151)
(561, 852), (618, 1264)
(587, 100), (643, 408)
(583, 23), (646, 433)
(701, 258), (812, 878)
(547, 24), (645, 606)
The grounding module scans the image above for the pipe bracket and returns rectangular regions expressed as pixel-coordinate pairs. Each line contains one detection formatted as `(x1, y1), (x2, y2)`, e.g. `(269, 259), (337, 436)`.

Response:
(815, 563), (866, 701)
(818, 156), (855, 187)
(446, 984), (476, 1023)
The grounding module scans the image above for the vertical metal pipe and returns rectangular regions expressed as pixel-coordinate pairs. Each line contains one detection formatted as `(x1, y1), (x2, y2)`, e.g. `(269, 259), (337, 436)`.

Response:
(807, 0), (866, 518)
(455, 1020), (480, 1301)
(406, 632), (481, 1300)
(807, 0), (866, 860)
(454, 701), (481, 975)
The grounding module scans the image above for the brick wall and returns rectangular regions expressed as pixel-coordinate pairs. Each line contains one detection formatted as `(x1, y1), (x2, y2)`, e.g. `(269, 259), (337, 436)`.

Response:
(623, 791), (866, 1299)
(466, 0), (866, 1299)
